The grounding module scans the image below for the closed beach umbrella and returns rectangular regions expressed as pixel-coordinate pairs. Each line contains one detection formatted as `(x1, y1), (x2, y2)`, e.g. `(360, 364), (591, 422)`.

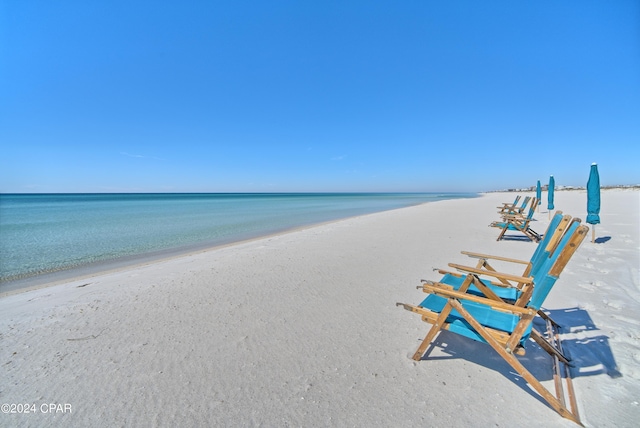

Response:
(587, 163), (600, 242)
(547, 175), (555, 219)
(536, 180), (541, 211)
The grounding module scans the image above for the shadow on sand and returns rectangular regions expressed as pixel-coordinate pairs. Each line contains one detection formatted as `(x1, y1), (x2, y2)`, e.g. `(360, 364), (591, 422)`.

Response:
(498, 234), (541, 243)
(594, 236), (611, 244)
(417, 306), (620, 407)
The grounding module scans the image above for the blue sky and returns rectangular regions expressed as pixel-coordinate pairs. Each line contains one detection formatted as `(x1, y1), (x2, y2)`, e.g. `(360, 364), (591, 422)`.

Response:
(1, 1), (639, 193)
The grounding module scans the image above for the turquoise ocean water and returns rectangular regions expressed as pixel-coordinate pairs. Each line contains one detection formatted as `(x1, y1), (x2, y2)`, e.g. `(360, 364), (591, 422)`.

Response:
(0, 193), (475, 285)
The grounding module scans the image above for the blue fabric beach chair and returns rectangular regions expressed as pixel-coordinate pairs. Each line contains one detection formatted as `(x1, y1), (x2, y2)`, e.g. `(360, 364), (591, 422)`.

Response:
(497, 195), (530, 215)
(491, 197), (541, 242)
(432, 211), (571, 302)
(397, 218), (588, 425)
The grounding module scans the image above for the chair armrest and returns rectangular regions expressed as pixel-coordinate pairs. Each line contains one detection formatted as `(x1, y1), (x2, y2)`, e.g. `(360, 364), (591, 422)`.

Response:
(434, 268), (463, 277)
(448, 263), (533, 284)
(433, 268), (516, 289)
(461, 250), (529, 265)
(420, 282), (533, 315)
(500, 213), (529, 222)
(501, 211), (526, 218)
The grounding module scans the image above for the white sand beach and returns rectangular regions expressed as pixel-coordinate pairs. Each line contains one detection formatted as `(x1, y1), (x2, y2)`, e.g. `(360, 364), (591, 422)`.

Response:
(1, 189), (638, 427)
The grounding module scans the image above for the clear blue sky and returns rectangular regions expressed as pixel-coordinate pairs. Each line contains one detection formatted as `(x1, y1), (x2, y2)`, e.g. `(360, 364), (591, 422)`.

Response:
(1, 1), (639, 193)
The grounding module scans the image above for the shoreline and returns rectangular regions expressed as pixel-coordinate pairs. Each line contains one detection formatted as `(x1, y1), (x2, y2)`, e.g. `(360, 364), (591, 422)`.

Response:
(0, 198), (448, 297)
(1, 192), (476, 292)
(1, 189), (638, 427)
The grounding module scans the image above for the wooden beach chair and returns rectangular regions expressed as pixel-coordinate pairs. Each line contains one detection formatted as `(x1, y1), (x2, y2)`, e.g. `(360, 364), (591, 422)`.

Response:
(433, 211), (572, 303)
(497, 195), (521, 213)
(497, 195), (530, 215)
(499, 196), (536, 220)
(397, 219), (588, 425)
(491, 197), (541, 242)
(435, 212), (581, 349)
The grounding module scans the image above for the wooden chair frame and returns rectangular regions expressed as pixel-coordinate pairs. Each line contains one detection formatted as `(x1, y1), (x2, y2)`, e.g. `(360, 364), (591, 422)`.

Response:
(497, 195), (531, 215)
(398, 221), (588, 425)
(491, 197), (541, 242)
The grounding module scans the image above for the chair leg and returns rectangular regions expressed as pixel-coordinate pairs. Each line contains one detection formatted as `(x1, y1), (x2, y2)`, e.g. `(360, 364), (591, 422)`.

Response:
(412, 304), (452, 360)
(448, 299), (582, 425)
(524, 227), (541, 242)
(496, 226), (508, 241)
(412, 275), (477, 360)
(530, 330), (571, 364)
(544, 314), (580, 420)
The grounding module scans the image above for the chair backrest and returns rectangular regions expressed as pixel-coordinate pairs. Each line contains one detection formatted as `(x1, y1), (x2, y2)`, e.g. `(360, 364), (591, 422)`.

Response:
(524, 197), (538, 220)
(529, 211), (571, 276)
(528, 220), (588, 310)
(499, 195), (523, 214)
(519, 196), (531, 210)
(507, 197), (537, 224)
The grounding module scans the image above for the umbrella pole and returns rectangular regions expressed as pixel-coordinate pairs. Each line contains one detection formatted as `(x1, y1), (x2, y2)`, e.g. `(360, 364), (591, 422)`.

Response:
(592, 226), (596, 243)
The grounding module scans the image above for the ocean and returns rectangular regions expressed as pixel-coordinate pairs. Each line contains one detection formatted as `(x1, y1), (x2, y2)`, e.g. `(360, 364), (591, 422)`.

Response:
(0, 192), (476, 286)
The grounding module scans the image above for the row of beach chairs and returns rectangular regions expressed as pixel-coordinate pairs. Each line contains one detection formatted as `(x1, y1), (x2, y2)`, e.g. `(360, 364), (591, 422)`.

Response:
(397, 197), (588, 425)
(492, 195), (541, 242)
